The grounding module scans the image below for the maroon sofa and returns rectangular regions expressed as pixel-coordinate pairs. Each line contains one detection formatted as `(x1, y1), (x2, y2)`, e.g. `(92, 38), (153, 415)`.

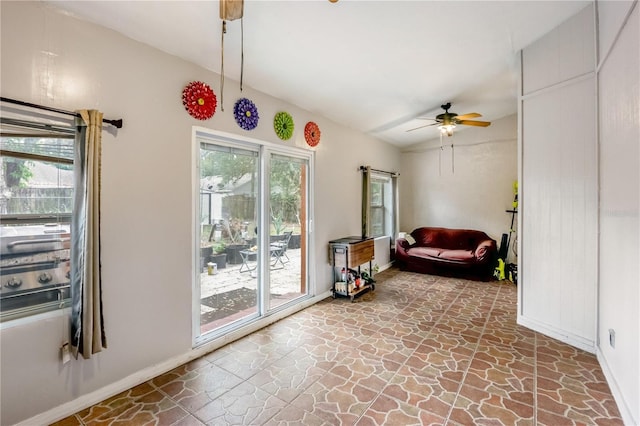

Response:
(395, 227), (498, 281)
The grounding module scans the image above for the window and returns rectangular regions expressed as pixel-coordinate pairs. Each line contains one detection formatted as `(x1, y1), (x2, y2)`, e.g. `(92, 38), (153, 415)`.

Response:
(369, 174), (396, 238)
(1, 122), (75, 321)
(370, 178), (385, 237)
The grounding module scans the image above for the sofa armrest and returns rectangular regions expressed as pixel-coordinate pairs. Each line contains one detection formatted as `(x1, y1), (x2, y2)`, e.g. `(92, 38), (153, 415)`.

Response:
(474, 239), (497, 262)
(396, 238), (412, 256)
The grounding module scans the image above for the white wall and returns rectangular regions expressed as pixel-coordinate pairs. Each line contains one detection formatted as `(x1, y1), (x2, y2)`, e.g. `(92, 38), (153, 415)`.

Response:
(519, 4), (598, 350)
(399, 114), (518, 259)
(596, 2), (639, 424)
(520, 2), (639, 424)
(0, 2), (400, 424)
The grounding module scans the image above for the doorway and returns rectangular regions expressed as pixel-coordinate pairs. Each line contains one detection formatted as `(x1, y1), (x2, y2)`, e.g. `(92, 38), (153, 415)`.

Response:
(194, 131), (312, 343)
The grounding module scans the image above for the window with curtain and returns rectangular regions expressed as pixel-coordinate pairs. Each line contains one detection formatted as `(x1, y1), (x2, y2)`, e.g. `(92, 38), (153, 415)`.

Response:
(370, 174), (396, 238)
(362, 166), (398, 240)
(0, 118), (76, 322)
(1, 103), (107, 357)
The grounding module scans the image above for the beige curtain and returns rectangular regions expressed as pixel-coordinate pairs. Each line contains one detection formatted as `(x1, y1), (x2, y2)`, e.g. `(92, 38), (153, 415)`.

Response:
(71, 109), (107, 359)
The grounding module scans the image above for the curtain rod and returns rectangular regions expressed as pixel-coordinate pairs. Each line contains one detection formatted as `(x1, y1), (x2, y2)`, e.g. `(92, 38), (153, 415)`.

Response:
(358, 165), (399, 177)
(0, 97), (123, 129)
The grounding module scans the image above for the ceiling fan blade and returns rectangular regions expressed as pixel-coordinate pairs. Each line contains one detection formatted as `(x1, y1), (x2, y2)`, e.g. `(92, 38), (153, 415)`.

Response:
(457, 120), (491, 127)
(406, 122), (439, 132)
(455, 112), (482, 120)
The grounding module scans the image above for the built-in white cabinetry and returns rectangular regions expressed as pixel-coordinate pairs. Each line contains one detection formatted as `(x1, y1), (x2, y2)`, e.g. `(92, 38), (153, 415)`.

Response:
(520, 4), (597, 350)
(520, 3), (639, 424)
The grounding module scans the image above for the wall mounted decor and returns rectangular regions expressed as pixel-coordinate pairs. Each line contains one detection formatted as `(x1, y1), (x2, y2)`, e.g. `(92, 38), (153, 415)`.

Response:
(234, 98), (259, 130)
(182, 81), (217, 120)
(273, 111), (294, 140)
(304, 121), (321, 147)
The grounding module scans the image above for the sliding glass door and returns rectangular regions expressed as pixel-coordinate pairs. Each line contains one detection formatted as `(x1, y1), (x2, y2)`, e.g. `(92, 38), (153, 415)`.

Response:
(198, 143), (259, 335)
(268, 153), (308, 310)
(194, 131), (312, 343)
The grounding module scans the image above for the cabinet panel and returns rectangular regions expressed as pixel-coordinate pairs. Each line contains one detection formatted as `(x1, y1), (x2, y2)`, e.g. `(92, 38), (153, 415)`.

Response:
(329, 238), (374, 268)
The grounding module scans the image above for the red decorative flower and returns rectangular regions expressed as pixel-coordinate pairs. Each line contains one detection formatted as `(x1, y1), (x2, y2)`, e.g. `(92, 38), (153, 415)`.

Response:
(182, 81), (217, 120)
(304, 121), (321, 147)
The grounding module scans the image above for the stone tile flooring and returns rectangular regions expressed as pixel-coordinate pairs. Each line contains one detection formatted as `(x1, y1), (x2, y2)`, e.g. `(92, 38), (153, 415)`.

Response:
(51, 269), (623, 425)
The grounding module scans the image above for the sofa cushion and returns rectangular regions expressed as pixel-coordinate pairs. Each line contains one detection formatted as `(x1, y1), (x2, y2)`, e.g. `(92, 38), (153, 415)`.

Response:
(439, 249), (475, 261)
(408, 246), (442, 258)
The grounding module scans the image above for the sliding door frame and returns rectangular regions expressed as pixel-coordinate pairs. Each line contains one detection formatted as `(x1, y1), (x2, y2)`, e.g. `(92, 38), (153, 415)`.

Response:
(191, 127), (315, 346)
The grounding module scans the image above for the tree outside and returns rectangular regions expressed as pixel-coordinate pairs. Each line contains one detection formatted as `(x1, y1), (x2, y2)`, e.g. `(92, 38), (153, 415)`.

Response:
(200, 149), (302, 239)
(1, 137), (74, 215)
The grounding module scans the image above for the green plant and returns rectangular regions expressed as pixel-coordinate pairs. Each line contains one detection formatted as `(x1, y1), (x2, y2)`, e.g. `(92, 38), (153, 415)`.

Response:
(213, 241), (227, 254)
(271, 214), (285, 235)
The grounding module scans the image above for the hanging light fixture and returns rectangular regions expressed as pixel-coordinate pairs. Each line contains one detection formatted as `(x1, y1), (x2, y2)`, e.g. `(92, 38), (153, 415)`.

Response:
(437, 113), (456, 137)
(219, 0), (245, 111)
(439, 123), (456, 137)
(220, 0), (243, 20)
(436, 113), (455, 173)
(437, 114), (457, 175)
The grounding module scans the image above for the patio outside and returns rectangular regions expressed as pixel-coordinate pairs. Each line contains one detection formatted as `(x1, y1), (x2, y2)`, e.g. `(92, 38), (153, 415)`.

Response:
(199, 248), (303, 334)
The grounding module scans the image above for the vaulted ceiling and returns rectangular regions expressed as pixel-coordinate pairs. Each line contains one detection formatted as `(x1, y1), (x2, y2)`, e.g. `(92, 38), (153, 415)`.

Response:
(48, 0), (589, 146)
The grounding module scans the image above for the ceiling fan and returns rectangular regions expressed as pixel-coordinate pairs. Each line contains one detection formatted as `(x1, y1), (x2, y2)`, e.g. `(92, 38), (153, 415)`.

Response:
(407, 102), (491, 136)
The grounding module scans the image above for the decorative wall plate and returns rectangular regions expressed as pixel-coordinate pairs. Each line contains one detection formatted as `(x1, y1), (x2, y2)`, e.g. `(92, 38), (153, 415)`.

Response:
(234, 98), (259, 130)
(273, 111), (294, 140)
(304, 121), (321, 147)
(182, 81), (217, 120)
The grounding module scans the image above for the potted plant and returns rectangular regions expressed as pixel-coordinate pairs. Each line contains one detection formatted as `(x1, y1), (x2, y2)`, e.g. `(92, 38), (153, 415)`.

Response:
(210, 241), (227, 269)
(221, 218), (249, 264)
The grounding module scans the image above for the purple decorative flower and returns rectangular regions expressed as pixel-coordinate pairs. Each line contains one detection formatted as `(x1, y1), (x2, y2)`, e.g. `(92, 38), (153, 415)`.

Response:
(234, 98), (259, 130)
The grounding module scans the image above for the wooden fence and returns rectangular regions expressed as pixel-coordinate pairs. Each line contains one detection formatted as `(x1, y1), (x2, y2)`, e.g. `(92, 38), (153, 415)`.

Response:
(0, 188), (73, 214)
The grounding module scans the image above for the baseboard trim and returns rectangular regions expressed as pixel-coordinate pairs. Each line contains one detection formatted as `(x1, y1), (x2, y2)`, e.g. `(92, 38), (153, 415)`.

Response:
(378, 261), (394, 272)
(596, 347), (636, 426)
(517, 315), (595, 353)
(19, 291), (332, 426)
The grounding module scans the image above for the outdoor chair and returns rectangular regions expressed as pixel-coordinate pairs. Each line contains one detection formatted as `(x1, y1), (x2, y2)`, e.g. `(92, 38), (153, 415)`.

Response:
(270, 231), (292, 263)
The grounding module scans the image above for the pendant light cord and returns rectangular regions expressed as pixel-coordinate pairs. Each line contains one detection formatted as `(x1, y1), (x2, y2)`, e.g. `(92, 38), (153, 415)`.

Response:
(221, 18), (244, 108)
(240, 18), (244, 92)
(451, 143), (455, 173)
(220, 20), (227, 111)
(439, 131), (443, 176)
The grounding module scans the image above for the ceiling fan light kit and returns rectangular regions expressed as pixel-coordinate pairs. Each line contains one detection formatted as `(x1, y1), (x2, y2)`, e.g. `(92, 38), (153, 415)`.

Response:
(403, 102), (493, 175)
(407, 102), (491, 136)
(439, 124), (456, 137)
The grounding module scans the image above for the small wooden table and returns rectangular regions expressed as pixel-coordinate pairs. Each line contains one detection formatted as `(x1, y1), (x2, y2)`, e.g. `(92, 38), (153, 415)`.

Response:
(328, 236), (375, 301)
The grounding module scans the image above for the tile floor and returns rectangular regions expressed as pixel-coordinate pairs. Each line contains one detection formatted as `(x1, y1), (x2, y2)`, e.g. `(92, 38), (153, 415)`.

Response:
(52, 269), (623, 425)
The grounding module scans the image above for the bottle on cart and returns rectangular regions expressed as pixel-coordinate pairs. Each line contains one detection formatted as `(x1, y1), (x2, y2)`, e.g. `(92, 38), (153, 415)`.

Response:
(340, 267), (346, 281)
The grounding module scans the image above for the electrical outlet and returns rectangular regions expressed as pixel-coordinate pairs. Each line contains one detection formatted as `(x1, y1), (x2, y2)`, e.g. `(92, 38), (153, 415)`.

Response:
(608, 329), (615, 348)
(61, 342), (71, 364)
